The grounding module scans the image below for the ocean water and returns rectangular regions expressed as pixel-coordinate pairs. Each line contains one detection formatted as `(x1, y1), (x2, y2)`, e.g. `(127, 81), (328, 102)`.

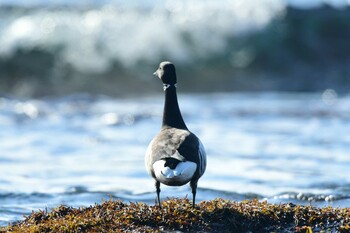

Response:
(1, 0), (350, 98)
(0, 91), (350, 226)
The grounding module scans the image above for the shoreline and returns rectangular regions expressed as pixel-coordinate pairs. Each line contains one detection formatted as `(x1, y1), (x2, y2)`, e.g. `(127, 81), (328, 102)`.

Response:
(2, 199), (349, 233)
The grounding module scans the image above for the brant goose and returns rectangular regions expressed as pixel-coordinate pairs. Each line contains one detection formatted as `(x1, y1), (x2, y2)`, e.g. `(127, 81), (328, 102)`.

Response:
(145, 61), (207, 207)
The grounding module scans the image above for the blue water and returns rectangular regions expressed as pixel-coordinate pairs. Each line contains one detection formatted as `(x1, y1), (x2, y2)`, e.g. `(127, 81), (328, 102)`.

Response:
(0, 91), (349, 225)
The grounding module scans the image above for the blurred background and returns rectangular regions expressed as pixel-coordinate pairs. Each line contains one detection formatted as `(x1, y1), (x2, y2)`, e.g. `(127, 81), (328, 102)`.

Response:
(0, 0), (349, 97)
(1, 0), (350, 226)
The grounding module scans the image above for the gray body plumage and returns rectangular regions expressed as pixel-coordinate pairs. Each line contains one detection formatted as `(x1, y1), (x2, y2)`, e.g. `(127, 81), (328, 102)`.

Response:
(145, 127), (206, 186)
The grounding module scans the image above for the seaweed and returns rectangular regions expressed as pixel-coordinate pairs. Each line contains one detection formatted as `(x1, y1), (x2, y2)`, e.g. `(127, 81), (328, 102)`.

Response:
(2, 198), (349, 233)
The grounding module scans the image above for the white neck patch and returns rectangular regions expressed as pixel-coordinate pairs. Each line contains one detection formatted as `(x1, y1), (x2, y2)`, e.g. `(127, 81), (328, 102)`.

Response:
(163, 83), (177, 91)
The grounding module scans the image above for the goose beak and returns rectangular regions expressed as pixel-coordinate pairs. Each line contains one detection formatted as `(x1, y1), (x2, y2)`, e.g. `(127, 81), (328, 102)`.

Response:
(153, 71), (160, 79)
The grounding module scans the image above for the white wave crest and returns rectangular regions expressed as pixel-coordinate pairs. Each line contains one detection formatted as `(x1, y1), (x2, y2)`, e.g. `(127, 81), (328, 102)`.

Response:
(0, 0), (286, 72)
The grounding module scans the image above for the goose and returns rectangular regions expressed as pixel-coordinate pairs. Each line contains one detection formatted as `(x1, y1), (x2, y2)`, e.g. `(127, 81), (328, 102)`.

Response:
(145, 61), (206, 207)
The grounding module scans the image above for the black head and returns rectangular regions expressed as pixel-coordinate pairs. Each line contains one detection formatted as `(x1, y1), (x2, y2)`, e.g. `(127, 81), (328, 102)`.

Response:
(153, 61), (177, 85)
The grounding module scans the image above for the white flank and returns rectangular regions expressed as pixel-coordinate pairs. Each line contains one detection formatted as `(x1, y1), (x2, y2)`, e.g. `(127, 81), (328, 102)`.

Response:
(198, 139), (207, 177)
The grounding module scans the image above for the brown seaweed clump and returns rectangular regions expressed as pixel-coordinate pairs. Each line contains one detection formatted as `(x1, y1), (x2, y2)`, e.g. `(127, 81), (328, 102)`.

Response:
(1, 198), (350, 233)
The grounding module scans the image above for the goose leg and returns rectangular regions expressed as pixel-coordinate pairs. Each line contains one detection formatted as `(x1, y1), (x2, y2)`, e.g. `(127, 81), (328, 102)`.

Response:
(155, 180), (161, 208)
(190, 180), (198, 207)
